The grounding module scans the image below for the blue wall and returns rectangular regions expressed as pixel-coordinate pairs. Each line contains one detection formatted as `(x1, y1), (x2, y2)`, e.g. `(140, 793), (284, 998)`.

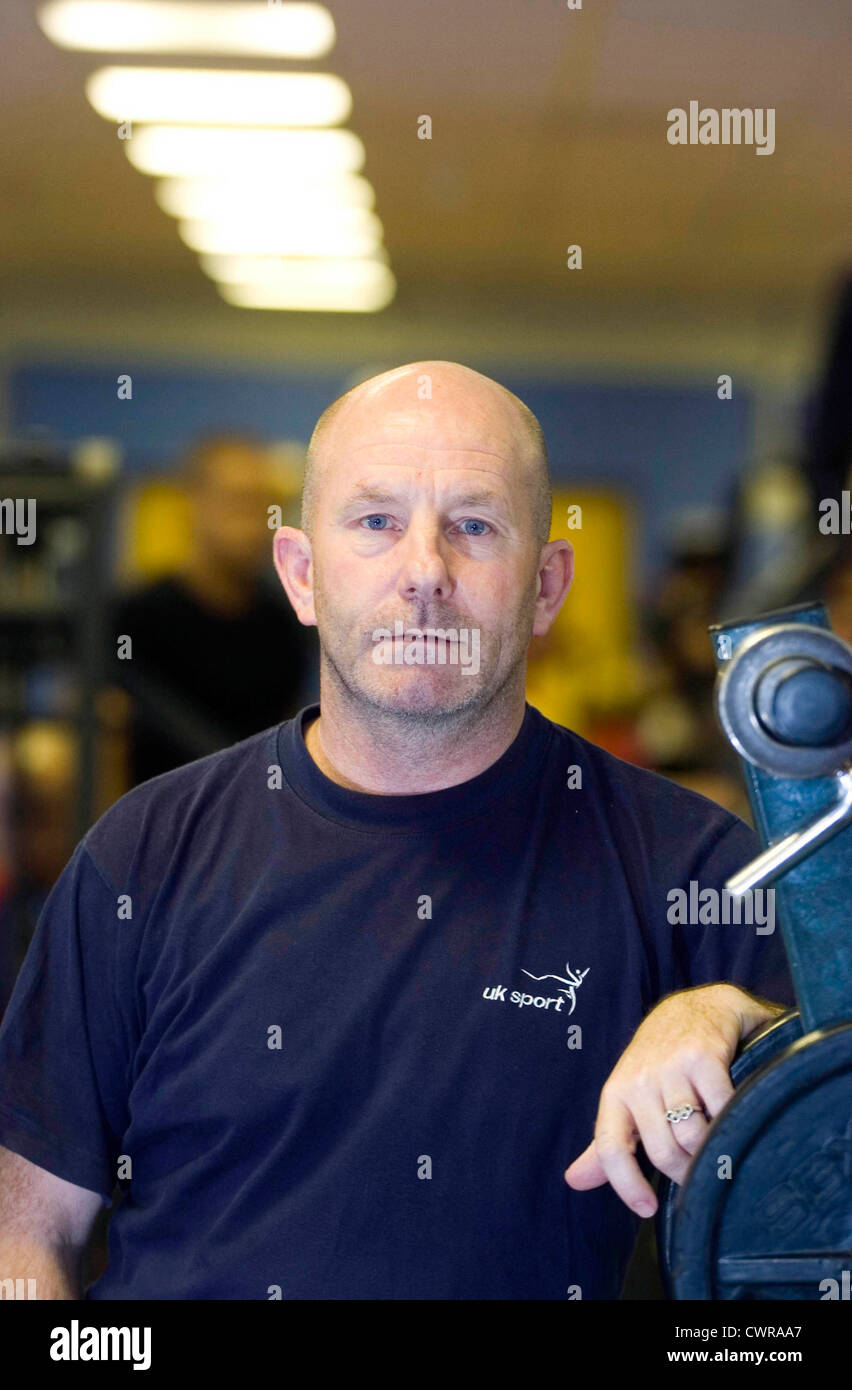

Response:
(10, 362), (753, 581)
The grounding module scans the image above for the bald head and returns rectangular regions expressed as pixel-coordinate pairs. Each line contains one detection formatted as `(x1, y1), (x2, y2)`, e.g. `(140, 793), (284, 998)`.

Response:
(301, 361), (552, 549)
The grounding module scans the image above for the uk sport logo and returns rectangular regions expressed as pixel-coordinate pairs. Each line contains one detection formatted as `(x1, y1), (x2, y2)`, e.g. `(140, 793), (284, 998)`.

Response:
(481, 961), (590, 1015)
(520, 961), (590, 1016)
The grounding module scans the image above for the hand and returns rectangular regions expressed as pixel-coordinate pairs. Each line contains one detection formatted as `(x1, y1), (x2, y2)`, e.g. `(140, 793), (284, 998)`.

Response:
(563, 983), (782, 1217)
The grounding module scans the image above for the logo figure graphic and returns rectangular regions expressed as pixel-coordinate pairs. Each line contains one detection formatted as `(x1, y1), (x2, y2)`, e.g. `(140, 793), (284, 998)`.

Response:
(521, 962), (589, 1015)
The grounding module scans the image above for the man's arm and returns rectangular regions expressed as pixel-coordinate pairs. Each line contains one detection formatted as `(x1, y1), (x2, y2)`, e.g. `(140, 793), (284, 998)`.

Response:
(564, 983), (786, 1215)
(0, 1145), (102, 1299)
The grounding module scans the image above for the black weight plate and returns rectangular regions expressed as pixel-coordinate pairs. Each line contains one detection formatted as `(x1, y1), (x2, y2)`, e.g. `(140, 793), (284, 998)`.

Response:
(656, 1009), (803, 1297)
(667, 1021), (852, 1298)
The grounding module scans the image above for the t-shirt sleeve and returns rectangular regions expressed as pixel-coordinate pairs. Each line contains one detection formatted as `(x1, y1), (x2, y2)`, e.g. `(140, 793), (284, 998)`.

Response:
(0, 841), (135, 1203)
(669, 815), (798, 1011)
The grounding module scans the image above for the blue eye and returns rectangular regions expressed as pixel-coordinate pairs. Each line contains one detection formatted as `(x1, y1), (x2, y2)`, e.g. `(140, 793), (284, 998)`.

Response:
(362, 514), (390, 530)
(460, 519), (489, 536)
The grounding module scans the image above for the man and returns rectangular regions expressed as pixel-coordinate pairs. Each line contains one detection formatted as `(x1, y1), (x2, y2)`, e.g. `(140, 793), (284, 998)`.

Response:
(112, 432), (316, 786)
(0, 362), (793, 1300)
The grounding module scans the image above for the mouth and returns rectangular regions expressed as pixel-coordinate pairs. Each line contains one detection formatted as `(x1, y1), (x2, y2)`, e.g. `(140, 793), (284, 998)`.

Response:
(373, 624), (460, 636)
(374, 633), (457, 647)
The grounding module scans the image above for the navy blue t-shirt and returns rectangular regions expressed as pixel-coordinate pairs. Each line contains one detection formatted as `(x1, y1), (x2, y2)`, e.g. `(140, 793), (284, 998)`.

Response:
(0, 702), (795, 1300)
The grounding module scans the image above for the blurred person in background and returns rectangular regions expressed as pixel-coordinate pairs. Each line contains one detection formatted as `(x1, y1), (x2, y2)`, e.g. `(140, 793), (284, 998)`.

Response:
(636, 525), (749, 819)
(111, 433), (317, 787)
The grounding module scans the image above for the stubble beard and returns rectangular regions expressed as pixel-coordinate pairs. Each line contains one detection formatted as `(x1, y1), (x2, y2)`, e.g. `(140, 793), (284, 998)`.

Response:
(312, 577), (535, 736)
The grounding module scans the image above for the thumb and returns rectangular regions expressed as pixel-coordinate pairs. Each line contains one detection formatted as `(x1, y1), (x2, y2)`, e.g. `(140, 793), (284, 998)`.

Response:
(564, 1139), (607, 1190)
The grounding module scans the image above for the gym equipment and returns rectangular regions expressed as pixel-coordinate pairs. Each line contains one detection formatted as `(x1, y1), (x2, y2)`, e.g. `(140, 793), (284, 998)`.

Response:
(656, 601), (852, 1299)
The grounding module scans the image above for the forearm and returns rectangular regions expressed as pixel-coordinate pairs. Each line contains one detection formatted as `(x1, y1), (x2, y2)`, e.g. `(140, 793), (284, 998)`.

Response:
(0, 1235), (81, 1299)
(697, 981), (789, 1042)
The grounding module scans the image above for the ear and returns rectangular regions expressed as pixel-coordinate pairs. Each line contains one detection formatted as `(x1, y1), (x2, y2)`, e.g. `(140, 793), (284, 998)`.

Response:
(273, 526), (316, 626)
(532, 539), (574, 638)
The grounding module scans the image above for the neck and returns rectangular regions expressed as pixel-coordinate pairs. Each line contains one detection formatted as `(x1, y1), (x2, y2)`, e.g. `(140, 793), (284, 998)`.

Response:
(304, 667), (526, 794)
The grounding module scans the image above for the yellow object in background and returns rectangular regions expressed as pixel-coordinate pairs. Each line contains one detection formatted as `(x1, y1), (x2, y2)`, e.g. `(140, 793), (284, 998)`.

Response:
(116, 479), (192, 585)
(526, 489), (644, 737)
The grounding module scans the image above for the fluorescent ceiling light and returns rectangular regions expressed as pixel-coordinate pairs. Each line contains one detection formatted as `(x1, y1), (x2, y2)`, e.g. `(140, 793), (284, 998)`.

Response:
(218, 282), (394, 312)
(87, 67), (351, 126)
(200, 253), (390, 282)
(180, 212), (384, 257)
(155, 174), (375, 219)
(38, 2), (335, 57)
(211, 259), (397, 312)
(126, 126), (365, 177)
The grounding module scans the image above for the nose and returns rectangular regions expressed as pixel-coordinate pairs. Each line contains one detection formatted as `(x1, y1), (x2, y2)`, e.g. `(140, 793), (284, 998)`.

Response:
(396, 514), (454, 602)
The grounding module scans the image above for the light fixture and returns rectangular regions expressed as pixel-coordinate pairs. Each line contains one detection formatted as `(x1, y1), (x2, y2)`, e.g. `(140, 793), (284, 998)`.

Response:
(179, 210), (383, 258)
(87, 67), (351, 127)
(38, 2), (335, 58)
(126, 126), (365, 177)
(155, 174), (375, 219)
(210, 258), (397, 312)
(39, 1), (395, 311)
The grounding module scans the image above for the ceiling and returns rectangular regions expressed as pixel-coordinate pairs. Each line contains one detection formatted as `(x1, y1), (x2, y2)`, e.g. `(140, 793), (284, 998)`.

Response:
(0, 0), (850, 324)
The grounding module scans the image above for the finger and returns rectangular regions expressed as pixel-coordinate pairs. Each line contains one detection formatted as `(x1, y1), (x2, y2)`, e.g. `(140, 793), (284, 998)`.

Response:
(690, 1052), (736, 1119)
(630, 1093), (699, 1187)
(564, 1139), (606, 1190)
(659, 1087), (710, 1161)
(592, 1095), (659, 1216)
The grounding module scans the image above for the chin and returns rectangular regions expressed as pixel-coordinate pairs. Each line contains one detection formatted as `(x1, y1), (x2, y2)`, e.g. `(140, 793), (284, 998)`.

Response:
(363, 668), (482, 718)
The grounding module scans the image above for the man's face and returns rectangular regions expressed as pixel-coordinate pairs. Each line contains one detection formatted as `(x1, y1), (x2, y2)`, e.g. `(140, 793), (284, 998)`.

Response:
(307, 383), (543, 723)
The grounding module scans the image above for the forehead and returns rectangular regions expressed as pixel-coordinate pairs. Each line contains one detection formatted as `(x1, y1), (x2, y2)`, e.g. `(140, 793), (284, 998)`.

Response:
(326, 443), (527, 499)
(311, 375), (539, 510)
